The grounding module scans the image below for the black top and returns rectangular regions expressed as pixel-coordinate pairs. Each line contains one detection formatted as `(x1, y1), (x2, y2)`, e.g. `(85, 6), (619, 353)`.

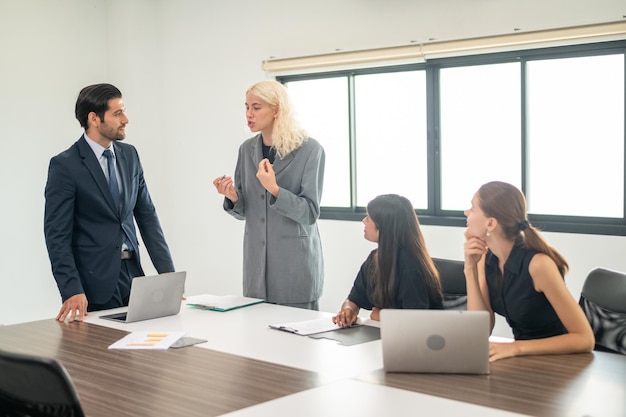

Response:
(485, 245), (567, 340)
(262, 143), (276, 164)
(348, 248), (443, 310)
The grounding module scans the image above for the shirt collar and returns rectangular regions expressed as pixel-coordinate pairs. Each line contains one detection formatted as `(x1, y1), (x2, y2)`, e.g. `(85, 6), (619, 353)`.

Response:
(84, 133), (115, 158)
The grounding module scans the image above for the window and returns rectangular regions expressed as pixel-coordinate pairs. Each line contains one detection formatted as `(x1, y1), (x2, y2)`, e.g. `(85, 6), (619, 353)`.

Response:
(526, 54), (624, 218)
(439, 62), (522, 211)
(280, 40), (626, 235)
(353, 71), (428, 208)
(287, 77), (350, 207)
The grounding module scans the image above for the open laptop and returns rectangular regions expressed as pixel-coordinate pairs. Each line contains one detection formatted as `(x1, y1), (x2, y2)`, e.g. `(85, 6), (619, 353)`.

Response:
(380, 309), (490, 374)
(100, 271), (186, 323)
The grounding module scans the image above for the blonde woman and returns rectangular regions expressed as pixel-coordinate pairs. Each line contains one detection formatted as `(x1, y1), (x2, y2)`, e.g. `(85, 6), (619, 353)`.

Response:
(464, 181), (594, 361)
(213, 80), (325, 310)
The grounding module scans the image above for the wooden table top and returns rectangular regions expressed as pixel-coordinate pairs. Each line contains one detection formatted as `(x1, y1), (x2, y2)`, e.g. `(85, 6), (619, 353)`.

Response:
(1, 318), (624, 417)
(361, 349), (626, 417)
(0, 319), (321, 417)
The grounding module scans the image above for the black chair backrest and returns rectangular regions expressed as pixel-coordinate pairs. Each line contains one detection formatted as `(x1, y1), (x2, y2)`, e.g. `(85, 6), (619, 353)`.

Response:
(0, 349), (85, 417)
(433, 257), (466, 295)
(432, 257), (467, 310)
(579, 267), (626, 354)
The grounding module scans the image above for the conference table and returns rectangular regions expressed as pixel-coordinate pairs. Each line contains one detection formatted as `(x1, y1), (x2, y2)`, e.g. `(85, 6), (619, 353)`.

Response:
(0, 301), (624, 417)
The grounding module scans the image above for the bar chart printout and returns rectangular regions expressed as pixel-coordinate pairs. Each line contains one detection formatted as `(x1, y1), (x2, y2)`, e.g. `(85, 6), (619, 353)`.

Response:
(108, 331), (186, 350)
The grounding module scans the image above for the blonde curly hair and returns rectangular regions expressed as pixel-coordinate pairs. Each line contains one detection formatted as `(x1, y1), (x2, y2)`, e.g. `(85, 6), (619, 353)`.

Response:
(246, 80), (308, 158)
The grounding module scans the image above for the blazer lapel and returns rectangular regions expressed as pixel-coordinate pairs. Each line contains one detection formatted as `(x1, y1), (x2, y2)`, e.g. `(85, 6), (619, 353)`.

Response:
(272, 151), (295, 176)
(250, 134), (295, 176)
(77, 136), (118, 214)
(249, 134), (263, 166)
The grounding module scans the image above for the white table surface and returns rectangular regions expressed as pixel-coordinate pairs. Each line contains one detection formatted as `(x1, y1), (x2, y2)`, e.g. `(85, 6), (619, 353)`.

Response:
(217, 379), (531, 417)
(86, 300), (383, 380)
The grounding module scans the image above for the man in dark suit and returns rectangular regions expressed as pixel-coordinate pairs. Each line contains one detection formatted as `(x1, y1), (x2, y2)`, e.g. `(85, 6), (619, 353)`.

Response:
(44, 83), (175, 322)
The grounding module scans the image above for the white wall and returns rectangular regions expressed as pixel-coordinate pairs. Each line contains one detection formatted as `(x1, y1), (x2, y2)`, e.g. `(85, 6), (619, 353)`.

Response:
(0, 0), (109, 324)
(1, 0), (625, 339)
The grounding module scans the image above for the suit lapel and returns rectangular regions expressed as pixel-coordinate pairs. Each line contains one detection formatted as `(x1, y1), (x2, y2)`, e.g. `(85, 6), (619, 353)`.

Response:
(77, 136), (118, 214)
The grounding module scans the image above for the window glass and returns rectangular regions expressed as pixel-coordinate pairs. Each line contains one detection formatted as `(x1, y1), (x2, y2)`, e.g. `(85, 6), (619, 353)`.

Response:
(278, 41), (626, 235)
(354, 71), (427, 208)
(439, 63), (522, 210)
(286, 77), (351, 207)
(526, 54), (624, 217)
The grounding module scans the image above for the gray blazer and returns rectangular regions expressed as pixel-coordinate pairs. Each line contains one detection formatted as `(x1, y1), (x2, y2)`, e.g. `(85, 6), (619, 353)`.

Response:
(224, 135), (325, 304)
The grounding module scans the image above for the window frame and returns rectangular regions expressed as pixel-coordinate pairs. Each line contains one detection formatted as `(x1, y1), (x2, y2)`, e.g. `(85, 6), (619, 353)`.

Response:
(278, 40), (626, 236)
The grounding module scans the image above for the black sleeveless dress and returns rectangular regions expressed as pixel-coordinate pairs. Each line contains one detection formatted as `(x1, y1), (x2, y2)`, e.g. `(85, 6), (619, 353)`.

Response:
(485, 245), (567, 340)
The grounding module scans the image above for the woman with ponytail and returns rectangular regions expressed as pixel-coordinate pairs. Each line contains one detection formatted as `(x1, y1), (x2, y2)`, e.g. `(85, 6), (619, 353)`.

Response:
(464, 181), (594, 361)
(333, 194), (443, 327)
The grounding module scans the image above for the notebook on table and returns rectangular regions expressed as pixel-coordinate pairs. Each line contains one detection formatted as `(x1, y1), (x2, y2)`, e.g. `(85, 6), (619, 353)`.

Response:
(380, 309), (490, 374)
(100, 271), (186, 323)
(186, 294), (265, 312)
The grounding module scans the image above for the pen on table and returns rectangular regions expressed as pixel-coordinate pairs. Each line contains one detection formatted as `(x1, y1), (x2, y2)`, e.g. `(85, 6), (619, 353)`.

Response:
(188, 303), (216, 310)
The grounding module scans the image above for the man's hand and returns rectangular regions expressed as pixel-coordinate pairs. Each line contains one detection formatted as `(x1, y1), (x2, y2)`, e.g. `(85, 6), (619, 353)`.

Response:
(57, 294), (88, 322)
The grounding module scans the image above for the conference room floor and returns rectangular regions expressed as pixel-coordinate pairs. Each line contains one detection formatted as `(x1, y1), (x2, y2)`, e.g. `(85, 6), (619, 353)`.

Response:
(0, 302), (624, 417)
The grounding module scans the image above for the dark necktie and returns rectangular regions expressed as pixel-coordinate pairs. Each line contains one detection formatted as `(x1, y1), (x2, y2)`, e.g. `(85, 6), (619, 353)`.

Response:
(103, 149), (120, 209)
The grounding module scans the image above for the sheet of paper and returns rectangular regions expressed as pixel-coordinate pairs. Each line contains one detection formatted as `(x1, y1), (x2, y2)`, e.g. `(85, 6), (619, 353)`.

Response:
(186, 294), (264, 311)
(269, 317), (360, 336)
(108, 331), (186, 350)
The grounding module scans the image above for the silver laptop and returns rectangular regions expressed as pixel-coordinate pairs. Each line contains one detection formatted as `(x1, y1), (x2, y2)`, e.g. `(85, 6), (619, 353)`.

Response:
(100, 271), (186, 323)
(380, 309), (490, 374)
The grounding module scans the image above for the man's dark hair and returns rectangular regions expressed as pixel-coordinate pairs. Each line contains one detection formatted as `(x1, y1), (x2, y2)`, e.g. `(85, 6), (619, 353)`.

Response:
(75, 83), (122, 129)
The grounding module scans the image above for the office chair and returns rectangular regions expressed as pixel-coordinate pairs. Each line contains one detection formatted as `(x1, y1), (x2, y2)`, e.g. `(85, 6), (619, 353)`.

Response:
(432, 258), (467, 310)
(0, 349), (85, 417)
(578, 267), (626, 354)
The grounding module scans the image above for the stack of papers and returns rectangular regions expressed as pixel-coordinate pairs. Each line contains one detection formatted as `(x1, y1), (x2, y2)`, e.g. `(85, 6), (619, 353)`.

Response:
(186, 294), (265, 312)
(269, 317), (360, 336)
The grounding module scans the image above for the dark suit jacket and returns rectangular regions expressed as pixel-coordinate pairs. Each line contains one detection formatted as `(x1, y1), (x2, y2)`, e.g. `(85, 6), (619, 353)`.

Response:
(44, 136), (174, 304)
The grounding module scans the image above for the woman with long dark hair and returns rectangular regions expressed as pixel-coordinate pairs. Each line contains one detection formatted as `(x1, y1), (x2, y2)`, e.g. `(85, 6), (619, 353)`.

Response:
(333, 194), (443, 327)
(464, 181), (594, 361)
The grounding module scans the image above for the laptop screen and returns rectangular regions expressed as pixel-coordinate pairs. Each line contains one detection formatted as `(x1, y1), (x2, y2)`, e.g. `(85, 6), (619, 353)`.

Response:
(100, 271), (186, 323)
